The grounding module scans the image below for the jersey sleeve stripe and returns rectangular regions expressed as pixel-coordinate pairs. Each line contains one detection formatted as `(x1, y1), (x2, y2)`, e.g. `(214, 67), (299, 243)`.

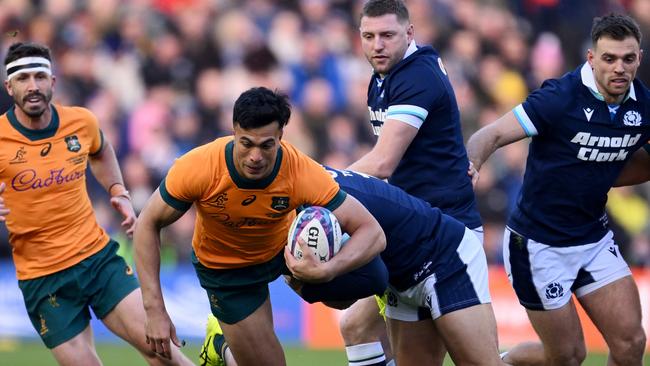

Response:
(159, 178), (192, 212)
(387, 104), (428, 120)
(513, 104), (538, 137)
(323, 189), (347, 212)
(89, 129), (105, 156)
(385, 113), (424, 129)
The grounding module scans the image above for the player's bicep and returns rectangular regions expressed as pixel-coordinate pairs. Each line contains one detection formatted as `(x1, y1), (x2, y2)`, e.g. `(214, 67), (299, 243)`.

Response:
(140, 189), (187, 229)
(372, 118), (419, 170)
(331, 194), (375, 234)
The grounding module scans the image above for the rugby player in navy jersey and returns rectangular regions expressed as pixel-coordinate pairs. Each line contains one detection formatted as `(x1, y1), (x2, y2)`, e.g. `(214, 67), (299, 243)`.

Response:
(320, 167), (506, 366)
(341, 1), (483, 364)
(467, 14), (649, 366)
(203, 166), (509, 366)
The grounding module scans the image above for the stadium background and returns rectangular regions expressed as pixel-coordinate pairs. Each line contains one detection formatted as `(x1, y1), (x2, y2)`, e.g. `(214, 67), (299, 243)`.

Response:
(0, 0), (649, 363)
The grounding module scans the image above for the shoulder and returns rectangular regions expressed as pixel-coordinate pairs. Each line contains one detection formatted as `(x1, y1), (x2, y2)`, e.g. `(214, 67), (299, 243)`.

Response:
(279, 139), (308, 161)
(55, 105), (97, 121)
(180, 136), (229, 163)
(388, 47), (448, 93)
(529, 71), (578, 108)
(392, 47), (440, 80)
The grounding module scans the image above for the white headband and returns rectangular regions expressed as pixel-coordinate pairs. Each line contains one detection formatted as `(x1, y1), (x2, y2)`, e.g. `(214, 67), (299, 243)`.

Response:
(6, 56), (52, 81)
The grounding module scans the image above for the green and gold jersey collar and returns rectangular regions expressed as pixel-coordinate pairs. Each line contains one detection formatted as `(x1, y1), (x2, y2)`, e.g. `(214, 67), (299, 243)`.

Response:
(7, 104), (59, 141)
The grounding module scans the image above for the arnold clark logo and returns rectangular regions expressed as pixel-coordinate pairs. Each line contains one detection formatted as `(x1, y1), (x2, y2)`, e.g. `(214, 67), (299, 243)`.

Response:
(570, 132), (641, 162)
(623, 110), (642, 126)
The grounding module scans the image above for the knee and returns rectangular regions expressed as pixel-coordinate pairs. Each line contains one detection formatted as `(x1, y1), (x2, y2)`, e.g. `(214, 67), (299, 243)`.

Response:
(546, 344), (586, 366)
(339, 312), (362, 344)
(339, 311), (375, 345)
(609, 328), (646, 364)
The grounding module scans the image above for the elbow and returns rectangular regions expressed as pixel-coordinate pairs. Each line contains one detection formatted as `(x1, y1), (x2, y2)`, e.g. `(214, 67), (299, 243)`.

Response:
(375, 159), (397, 179)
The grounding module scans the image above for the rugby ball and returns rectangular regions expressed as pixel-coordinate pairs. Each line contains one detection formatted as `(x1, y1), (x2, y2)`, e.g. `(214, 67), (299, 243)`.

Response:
(288, 206), (342, 262)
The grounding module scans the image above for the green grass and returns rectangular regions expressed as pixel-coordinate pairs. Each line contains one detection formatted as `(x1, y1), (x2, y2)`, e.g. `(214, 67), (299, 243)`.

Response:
(0, 339), (619, 365)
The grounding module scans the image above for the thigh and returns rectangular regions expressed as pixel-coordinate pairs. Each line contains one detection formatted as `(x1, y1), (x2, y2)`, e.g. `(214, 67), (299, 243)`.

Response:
(100, 289), (148, 350)
(433, 303), (502, 366)
(387, 318), (445, 366)
(50, 324), (101, 366)
(220, 296), (285, 366)
(18, 270), (91, 349)
(101, 289), (193, 365)
(578, 276), (643, 345)
(526, 299), (586, 359)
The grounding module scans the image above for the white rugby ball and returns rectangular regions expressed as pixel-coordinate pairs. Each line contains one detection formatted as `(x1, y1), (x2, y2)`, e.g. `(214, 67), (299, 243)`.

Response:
(288, 206), (342, 262)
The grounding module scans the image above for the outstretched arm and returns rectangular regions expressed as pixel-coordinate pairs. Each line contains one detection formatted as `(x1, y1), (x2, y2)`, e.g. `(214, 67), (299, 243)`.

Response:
(466, 110), (529, 186)
(614, 147), (650, 186)
(133, 189), (186, 360)
(88, 140), (136, 237)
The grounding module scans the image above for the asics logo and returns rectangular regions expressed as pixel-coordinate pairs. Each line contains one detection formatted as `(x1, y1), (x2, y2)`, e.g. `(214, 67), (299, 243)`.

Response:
(241, 195), (256, 206)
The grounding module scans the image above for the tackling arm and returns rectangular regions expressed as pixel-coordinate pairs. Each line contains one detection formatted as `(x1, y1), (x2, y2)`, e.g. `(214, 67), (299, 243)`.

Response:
(347, 119), (418, 179)
(325, 195), (386, 279)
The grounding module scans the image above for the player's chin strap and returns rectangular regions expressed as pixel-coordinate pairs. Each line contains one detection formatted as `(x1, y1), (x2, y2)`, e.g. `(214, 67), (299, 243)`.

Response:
(5, 56), (52, 81)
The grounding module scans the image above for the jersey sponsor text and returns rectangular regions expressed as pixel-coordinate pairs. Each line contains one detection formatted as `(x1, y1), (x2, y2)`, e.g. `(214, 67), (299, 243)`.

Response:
(570, 132), (641, 161)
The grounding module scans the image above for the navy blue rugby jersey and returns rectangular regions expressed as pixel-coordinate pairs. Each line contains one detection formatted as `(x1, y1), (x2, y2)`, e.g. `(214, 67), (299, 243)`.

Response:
(509, 62), (650, 246)
(367, 43), (481, 229)
(325, 166), (466, 291)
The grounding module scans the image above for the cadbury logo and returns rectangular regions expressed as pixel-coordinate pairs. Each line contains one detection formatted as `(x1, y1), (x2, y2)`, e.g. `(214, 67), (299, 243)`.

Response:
(12, 168), (85, 192)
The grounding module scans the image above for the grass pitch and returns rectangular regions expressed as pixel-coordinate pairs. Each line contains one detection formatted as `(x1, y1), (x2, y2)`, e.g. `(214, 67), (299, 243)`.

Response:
(0, 339), (620, 365)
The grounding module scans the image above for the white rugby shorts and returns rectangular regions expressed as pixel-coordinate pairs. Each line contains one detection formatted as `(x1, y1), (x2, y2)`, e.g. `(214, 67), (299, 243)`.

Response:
(503, 228), (631, 310)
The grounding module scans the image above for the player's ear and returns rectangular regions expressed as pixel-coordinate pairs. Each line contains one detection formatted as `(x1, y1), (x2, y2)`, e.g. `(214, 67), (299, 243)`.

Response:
(587, 48), (594, 68)
(3, 80), (12, 96)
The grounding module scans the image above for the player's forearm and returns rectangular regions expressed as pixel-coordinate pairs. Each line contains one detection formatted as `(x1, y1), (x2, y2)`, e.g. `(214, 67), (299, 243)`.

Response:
(88, 142), (127, 195)
(347, 153), (394, 179)
(466, 128), (500, 172)
(326, 222), (386, 279)
(133, 221), (166, 312)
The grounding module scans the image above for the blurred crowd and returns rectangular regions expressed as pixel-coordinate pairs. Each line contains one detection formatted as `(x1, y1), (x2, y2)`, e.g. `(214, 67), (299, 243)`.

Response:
(1, 0), (650, 267)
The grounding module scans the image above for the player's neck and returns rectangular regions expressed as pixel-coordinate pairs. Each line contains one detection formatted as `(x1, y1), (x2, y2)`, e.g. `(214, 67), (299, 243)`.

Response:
(13, 104), (52, 130)
(603, 93), (625, 105)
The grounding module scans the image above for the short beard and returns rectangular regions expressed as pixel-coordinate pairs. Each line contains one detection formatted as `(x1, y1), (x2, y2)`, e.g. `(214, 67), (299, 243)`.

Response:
(18, 91), (51, 118)
(19, 104), (49, 118)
